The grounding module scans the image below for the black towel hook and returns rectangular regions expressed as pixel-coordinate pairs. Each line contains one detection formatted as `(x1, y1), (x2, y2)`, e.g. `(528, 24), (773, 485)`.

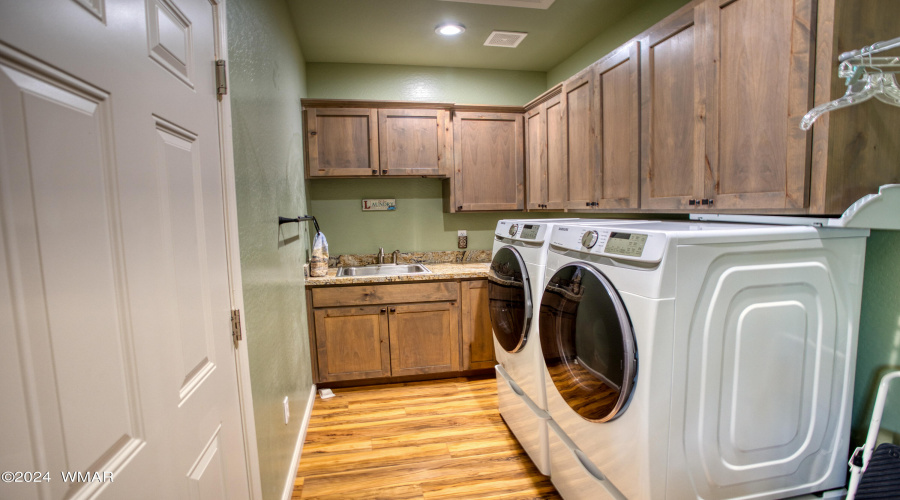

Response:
(278, 215), (320, 233)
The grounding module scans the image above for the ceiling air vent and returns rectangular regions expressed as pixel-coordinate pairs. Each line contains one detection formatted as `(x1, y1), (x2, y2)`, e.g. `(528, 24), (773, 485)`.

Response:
(484, 31), (528, 48)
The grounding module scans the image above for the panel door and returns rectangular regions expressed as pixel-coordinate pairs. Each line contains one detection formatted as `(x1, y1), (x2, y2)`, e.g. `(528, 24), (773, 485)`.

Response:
(453, 111), (525, 211)
(461, 280), (495, 370)
(307, 107), (378, 177)
(0, 0), (250, 498)
(378, 108), (450, 176)
(563, 69), (599, 209)
(314, 306), (391, 382)
(594, 42), (640, 210)
(388, 302), (460, 377)
(545, 94), (568, 210)
(525, 104), (547, 210)
(705, 0), (814, 210)
(640, 6), (707, 210)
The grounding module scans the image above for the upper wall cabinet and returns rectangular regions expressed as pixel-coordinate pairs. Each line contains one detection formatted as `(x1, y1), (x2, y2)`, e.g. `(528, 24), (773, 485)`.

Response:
(525, 90), (567, 210)
(378, 108), (451, 176)
(702, 0), (814, 211)
(592, 41), (640, 210)
(304, 102), (452, 178)
(306, 107), (379, 177)
(808, 0), (900, 214)
(448, 111), (525, 212)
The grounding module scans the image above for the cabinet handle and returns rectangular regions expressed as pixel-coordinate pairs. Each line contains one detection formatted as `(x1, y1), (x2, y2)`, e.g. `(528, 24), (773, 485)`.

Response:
(457, 206), (462, 211)
(309, 131), (317, 136)
(689, 199), (696, 206)
(382, 169), (387, 174)
(380, 308), (386, 313)
(372, 169), (377, 175)
(585, 202), (591, 207)
(708, 199), (714, 206)
(390, 307), (396, 313)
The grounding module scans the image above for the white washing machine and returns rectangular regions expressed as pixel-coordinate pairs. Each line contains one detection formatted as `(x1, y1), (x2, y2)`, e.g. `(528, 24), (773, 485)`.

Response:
(539, 221), (869, 499)
(489, 218), (648, 475)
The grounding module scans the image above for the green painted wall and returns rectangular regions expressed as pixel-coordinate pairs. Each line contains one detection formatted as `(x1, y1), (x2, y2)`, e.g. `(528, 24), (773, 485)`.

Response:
(306, 62), (546, 105)
(547, 0), (692, 87)
(853, 230), (900, 441)
(228, 0), (312, 498)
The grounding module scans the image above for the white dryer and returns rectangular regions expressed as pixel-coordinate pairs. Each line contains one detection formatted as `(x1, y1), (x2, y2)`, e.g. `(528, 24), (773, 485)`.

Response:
(539, 221), (869, 499)
(489, 218), (646, 475)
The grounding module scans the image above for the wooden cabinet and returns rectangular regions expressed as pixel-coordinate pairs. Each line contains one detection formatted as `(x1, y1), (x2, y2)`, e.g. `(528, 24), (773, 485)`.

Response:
(389, 302), (459, 376)
(304, 103), (451, 178)
(525, 91), (567, 210)
(808, 0), (900, 214)
(562, 69), (597, 210)
(450, 111), (525, 212)
(593, 41), (640, 210)
(460, 280), (495, 370)
(377, 108), (451, 176)
(313, 306), (391, 382)
(640, 7), (705, 210)
(308, 279), (494, 385)
(702, 0), (814, 211)
(306, 107), (378, 177)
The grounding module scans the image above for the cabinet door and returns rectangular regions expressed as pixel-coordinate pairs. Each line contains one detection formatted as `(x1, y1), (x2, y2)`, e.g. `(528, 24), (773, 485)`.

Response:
(563, 69), (599, 210)
(594, 42), (640, 210)
(545, 95), (568, 210)
(313, 306), (391, 382)
(525, 105), (547, 210)
(640, 7), (706, 210)
(377, 108), (451, 176)
(453, 111), (525, 211)
(306, 108), (379, 177)
(705, 0), (813, 210)
(461, 280), (495, 370)
(388, 302), (460, 376)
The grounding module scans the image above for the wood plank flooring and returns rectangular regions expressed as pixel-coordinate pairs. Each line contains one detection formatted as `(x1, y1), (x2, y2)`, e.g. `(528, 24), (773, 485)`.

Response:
(292, 375), (561, 499)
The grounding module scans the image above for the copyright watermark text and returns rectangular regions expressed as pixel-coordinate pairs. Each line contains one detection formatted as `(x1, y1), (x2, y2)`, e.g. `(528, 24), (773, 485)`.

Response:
(2, 471), (114, 483)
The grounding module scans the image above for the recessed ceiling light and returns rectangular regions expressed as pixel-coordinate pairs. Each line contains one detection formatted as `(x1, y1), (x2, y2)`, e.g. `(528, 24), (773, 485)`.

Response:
(435, 23), (466, 36)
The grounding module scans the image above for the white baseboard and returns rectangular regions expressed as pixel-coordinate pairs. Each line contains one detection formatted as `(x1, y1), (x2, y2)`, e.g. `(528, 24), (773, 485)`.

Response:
(281, 384), (316, 500)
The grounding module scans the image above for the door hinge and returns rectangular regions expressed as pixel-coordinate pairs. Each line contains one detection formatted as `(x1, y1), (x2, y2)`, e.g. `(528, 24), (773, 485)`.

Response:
(231, 309), (242, 342)
(216, 59), (227, 96)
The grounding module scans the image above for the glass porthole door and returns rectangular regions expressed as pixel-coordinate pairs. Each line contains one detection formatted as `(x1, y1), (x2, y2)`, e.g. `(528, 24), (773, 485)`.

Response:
(488, 246), (532, 353)
(540, 263), (638, 422)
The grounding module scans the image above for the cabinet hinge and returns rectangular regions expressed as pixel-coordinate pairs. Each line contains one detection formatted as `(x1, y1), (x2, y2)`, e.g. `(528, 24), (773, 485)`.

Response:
(216, 59), (227, 96)
(231, 309), (242, 343)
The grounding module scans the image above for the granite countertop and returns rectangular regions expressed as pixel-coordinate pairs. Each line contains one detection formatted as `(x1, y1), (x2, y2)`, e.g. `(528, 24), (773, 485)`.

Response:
(305, 262), (491, 286)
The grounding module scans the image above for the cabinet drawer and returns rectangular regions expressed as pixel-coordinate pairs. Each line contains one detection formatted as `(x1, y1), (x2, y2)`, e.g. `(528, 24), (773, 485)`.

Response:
(311, 281), (459, 308)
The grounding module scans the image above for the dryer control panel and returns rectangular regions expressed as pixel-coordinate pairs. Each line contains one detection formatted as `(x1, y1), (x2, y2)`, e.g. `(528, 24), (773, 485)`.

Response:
(550, 225), (667, 263)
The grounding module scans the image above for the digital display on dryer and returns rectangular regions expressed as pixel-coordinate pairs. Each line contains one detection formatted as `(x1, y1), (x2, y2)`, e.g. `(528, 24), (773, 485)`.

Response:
(604, 232), (648, 257)
(520, 224), (539, 240)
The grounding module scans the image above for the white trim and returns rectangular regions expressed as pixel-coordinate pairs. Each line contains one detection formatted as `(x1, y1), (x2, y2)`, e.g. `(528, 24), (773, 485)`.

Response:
(282, 385), (317, 500)
(210, 1), (264, 499)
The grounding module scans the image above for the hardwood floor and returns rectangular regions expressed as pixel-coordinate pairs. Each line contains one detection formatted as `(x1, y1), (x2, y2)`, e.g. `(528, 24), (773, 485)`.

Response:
(292, 375), (561, 499)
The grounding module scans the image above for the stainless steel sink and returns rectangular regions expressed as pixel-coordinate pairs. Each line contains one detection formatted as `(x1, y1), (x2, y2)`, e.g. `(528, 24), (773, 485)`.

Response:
(336, 263), (431, 277)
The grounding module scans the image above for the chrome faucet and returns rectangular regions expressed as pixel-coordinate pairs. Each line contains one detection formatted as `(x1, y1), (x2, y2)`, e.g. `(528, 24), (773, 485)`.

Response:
(377, 247), (385, 264)
(392, 249), (401, 264)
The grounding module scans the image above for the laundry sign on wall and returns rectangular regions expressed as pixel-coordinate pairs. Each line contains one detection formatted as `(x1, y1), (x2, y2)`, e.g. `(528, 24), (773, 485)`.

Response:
(362, 199), (397, 211)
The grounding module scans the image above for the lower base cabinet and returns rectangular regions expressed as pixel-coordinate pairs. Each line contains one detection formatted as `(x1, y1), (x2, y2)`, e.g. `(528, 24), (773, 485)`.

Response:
(308, 279), (494, 384)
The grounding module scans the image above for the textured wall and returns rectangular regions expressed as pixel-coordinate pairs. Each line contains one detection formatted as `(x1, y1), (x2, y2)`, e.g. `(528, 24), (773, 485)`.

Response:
(227, 0), (312, 498)
(306, 62), (546, 105)
(547, 0), (692, 87)
(853, 230), (900, 439)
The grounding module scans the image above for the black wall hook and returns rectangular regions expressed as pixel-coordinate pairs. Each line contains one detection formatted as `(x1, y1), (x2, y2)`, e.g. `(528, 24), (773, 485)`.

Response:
(278, 215), (320, 233)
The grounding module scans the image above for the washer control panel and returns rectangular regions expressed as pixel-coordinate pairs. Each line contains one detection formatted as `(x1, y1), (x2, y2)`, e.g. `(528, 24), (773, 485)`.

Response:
(550, 225), (666, 263)
(496, 221), (549, 243)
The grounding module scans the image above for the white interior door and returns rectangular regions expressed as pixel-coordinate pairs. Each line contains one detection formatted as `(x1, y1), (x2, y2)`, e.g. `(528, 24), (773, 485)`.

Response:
(0, 0), (251, 498)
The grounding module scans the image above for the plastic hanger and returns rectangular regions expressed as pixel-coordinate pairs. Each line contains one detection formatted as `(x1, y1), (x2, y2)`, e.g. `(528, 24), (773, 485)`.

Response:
(801, 40), (900, 130)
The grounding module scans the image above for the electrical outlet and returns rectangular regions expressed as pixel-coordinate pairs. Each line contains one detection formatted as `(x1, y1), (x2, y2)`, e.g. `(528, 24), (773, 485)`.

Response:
(458, 230), (467, 249)
(283, 396), (290, 424)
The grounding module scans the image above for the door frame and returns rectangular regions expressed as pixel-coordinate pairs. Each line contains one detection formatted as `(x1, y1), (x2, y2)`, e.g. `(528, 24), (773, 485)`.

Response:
(211, 1), (264, 498)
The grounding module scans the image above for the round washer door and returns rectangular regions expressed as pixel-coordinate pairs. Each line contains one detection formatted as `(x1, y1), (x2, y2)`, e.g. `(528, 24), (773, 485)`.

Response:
(488, 246), (532, 353)
(540, 262), (637, 422)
